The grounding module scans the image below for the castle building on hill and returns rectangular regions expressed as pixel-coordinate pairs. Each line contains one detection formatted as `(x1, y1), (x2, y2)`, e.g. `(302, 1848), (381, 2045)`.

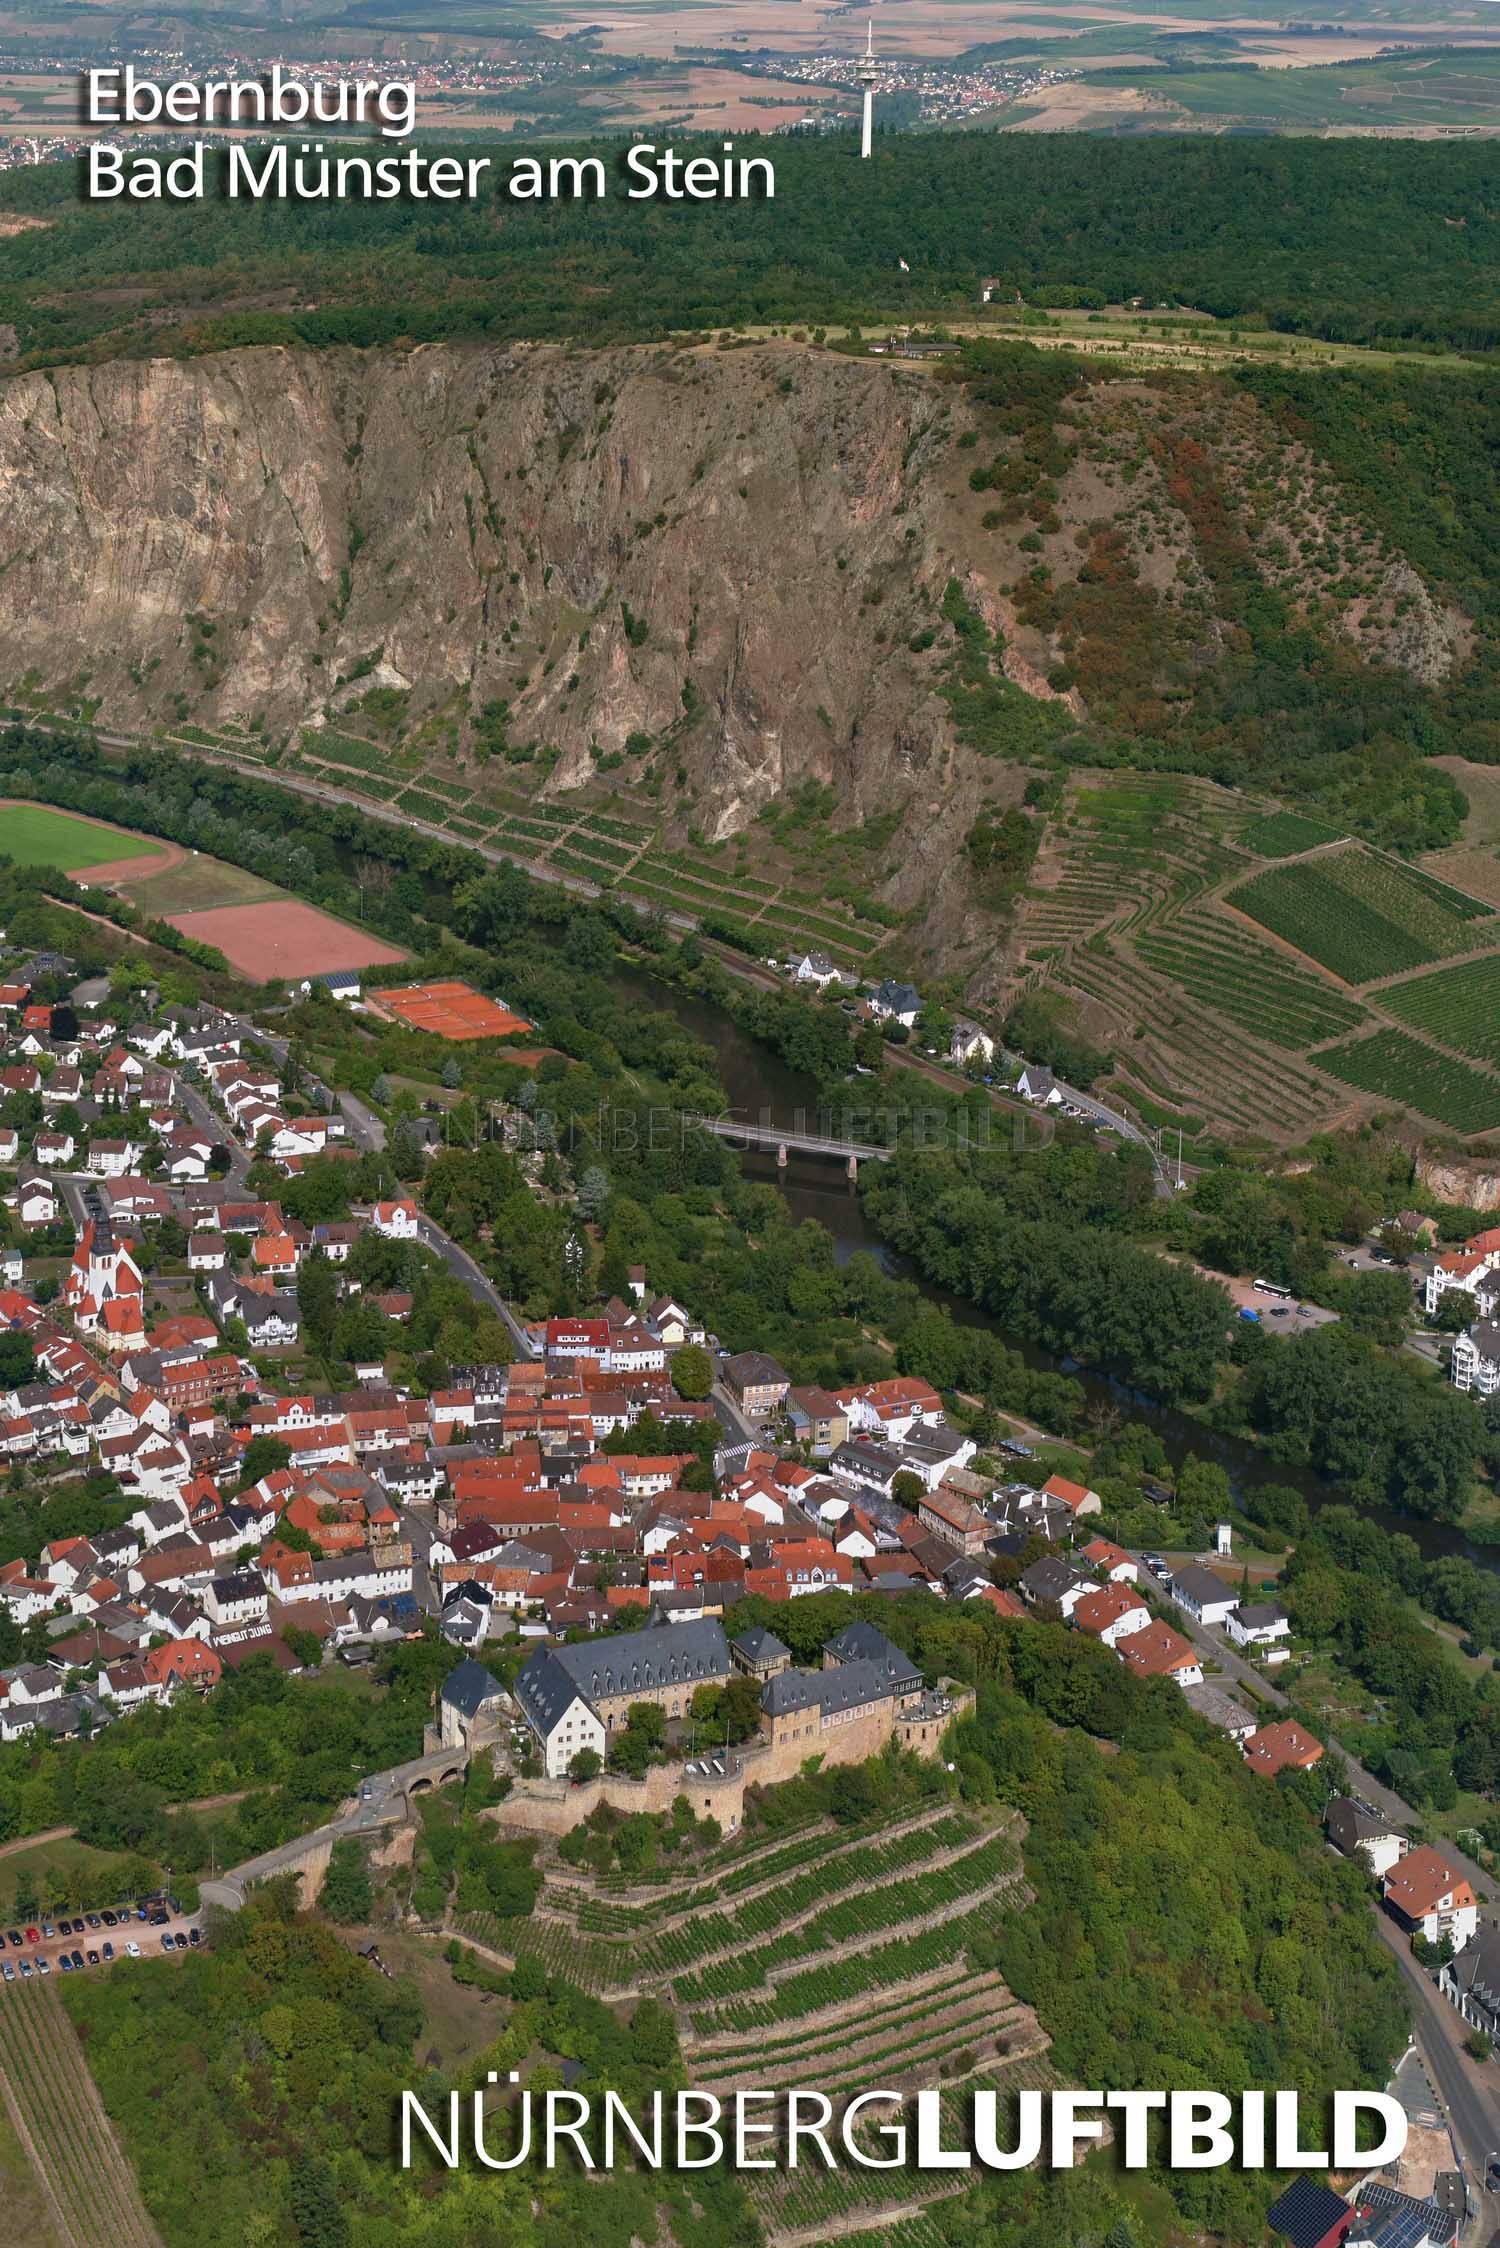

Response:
(502, 1615), (965, 1806)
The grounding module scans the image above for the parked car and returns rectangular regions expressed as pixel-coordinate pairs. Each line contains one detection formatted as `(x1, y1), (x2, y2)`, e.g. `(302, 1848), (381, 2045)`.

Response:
(70, 1950), (83, 1969)
(187, 1929), (201, 1947)
(5, 1929), (21, 1948)
(87, 1950), (99, 1966)
(101, 1910), (116, 1927)
(160, 1933), (173, 1951)
(101, 1942), (114, 1962)
(1, 1962), (13, 1981)
(59, 1956), (73, 1973)
(37, 1958), (49, 1975)
(19, 1960), (32, 1978)
(24, 1926), (39, 1944)
(125, 1941), (141, 1958)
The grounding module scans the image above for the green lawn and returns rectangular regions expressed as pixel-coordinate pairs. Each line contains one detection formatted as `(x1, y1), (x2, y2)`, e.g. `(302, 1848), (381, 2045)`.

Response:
(0, 801), (159, 871)
(0, 1835), (153, 1920)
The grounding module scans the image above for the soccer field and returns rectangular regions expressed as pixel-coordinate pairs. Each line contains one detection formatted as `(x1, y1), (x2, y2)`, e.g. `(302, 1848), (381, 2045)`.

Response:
(0, 801), (161, 871)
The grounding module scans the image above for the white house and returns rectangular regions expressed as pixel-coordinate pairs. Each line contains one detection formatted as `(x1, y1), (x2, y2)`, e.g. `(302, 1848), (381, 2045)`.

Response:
(1451, 1321), (1500, 1399)
(1225, 1600), (1291, 1660)
(869, 979), (921, 1029)
(790, 951), (842, 991)
(1326, 1796), (1408, 1882)
(1072, 1585), (1151, 1649)
(1421, 1250), (1500, 1321)
(513, 1647), (608, 1778)
(949, 1022), (995, 1069)
(17, 1174), (58, 1224)
(1170, 1564), (1240, 1629)
(87, 1139), (142, 1179)
(202, 1572), (269, 1628)
(371, 1199), (419, 1239)
(1015, 1064), (1063, 1107)
(1382, 1845), (1477, 1948)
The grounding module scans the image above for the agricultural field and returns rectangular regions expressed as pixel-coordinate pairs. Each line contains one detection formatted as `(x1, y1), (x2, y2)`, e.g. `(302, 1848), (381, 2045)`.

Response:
(1019, 773), (1252, 955)
(0, 1979), (163, 2248)
(246, 726), (898, 968)
(1381, 955), (1500, 1068)
(1310, 1028), (1500, 1135)
(1238, 810), (1345, 859)
(454, 1792), (1041, 2229)
(1132, 908), (1367, 1049)
(1014, 774), (1500, 1144)
(1226, 846), (1494, 985)
(0, 801), (163, 874)
(505, 1796), (1045, 2240)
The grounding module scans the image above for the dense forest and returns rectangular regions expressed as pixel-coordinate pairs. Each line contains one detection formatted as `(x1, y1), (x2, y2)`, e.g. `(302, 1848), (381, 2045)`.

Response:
(0, 135), (1493, 365)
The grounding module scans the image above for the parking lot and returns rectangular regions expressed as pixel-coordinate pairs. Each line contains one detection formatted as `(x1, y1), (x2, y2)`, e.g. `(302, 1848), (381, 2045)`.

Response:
(0, 1899), (204, 1987)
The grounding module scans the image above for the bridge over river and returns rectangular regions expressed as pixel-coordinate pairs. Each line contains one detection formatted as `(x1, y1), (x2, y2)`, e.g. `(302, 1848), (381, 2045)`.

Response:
(199, 1744), (467, 1913)
(692, 1116), (893, 1171)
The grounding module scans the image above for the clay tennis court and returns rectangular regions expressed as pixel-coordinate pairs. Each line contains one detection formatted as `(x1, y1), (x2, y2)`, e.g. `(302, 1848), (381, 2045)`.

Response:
(369, 978), (530, 1041)
(167, 900), (407, 983)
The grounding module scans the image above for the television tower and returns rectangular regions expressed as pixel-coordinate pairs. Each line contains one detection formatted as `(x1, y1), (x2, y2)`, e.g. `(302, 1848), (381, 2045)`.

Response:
(858, 18), (877, 159)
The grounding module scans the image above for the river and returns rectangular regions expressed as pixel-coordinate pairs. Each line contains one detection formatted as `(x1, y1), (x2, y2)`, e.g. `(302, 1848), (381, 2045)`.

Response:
(610, 961), (1500, 1570)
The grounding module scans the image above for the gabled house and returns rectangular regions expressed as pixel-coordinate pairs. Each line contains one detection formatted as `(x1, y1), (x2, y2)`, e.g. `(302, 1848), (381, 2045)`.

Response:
(1325, 1796), (1408, 1881)
(1170, 1564), (1239, 1629)
(1117, 1620), (1203, 1688)
(1018, 1557), (1091, 1618)
(869, 979), (920, 1029)
(1015, 1064), (1062, 1106)
(1243, 1718), (1323, 1778)
(1439, 1927), (1500, 2043)
(948, 1021), (995, 1068)
(1382, 1846), (1477, 1947)
(1225, 1599), (1290, 1659)
(1072, 1584), (1150, 1648)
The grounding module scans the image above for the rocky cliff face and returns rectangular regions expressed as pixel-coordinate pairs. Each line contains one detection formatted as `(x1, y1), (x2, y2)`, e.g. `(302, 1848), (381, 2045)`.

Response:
(0, 340), (968, 836)
(0, 337), (1465, 870)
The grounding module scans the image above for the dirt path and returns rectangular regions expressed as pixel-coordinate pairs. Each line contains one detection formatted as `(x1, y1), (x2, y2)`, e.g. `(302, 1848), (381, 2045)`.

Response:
(74, 834), (187, 890)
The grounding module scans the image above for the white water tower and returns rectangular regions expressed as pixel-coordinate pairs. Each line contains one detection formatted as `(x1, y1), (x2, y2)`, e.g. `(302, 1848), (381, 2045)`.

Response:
(858, 19), (878, 159)
(1215, 1521), (1233, 1558)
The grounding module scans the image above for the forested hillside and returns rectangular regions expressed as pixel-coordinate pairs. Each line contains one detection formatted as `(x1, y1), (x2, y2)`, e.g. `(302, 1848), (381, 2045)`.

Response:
(0, 135), (1493, 366)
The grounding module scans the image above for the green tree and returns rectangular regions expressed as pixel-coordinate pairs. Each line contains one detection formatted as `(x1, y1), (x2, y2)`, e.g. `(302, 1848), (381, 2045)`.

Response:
(289, 2153), (351, 2248)
(318, 1838), (373, 1925)
(671, 1344), (713, 1401)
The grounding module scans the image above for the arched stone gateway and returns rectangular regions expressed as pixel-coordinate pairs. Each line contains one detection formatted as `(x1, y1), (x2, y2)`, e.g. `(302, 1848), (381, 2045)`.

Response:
(205, 1747), (469, 1911)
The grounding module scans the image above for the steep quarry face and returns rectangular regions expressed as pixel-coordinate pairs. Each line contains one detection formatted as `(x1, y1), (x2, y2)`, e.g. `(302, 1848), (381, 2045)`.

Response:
(0, 337), (1465, 861)
(0, 340), (964, 839)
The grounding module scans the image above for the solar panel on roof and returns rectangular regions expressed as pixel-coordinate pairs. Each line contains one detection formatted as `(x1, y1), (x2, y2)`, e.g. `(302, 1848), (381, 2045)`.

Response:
(1267, 2174), (1352, 2248)
(1355, 2182), (1452, 2248)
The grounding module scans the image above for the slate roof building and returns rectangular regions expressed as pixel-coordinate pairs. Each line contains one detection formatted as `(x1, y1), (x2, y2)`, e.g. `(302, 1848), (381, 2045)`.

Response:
(512, 1618), (731, 1774)
(439, 1658), (506, 1749)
